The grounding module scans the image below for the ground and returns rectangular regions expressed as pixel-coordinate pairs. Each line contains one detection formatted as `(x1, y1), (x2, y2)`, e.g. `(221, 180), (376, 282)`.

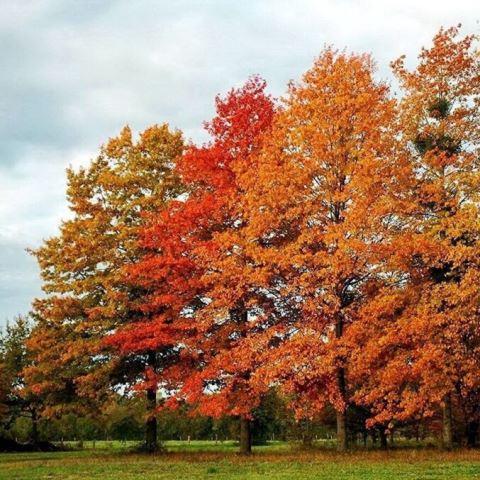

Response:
(2, 441), (480, 479)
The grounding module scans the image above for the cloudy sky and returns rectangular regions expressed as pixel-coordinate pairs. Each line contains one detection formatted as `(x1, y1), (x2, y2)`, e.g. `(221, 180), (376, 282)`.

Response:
(0, 0), (478, 325)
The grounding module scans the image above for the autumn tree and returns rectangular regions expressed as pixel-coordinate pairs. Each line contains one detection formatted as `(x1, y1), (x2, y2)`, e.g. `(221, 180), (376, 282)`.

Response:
(349, 26), (480, 449)
(181, 78), (275, 455)
(26, 125), (184, 451)
(216, 49), (403, 451)
(115, 77), (275, 454)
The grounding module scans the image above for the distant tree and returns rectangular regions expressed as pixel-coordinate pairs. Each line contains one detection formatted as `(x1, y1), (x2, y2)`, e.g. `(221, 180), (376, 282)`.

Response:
(0, 315), (42, 443)
(102, 396), (145, 441)
(0, 352), (9, 421)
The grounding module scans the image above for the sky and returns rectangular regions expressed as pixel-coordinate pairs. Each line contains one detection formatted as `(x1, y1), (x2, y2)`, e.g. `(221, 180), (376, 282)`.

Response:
(0, 0), (479, 325)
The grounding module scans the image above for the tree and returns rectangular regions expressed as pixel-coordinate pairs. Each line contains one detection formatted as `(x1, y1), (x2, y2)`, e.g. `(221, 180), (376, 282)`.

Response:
(26, 124), (184, 451)
(120, 77), (275, 454)
(217, 49), (403, 451)
(0, 316), (43, 443)
(348, 25), (480, 449)
(0, 362), (8, 421)
(181, 77), (275, 455)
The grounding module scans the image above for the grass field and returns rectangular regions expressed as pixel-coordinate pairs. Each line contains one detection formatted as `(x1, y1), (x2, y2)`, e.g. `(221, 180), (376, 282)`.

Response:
(2, 441), (480, 479)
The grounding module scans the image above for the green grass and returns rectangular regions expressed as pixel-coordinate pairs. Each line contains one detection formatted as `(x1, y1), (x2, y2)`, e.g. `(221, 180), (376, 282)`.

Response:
(2, 441), (480, 479)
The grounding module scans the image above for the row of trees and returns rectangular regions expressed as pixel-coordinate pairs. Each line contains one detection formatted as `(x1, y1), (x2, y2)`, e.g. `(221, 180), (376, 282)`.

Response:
(1, 318), (450, 451)
(2, 25), (479, 453)
(0, 316), (451, 450)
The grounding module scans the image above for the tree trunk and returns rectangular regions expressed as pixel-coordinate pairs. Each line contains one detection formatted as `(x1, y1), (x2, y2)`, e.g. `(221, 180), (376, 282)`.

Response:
(231, 304), (252, 455)
(335, 311), (348, 452)
(467, 421), (478, 448)
(335, 364), (348, 451)
(31, 409), (39, 445)
(379, 428), (388, 450)
(302, 430), (314, 448)
(239, 417), (252, 455)
(302, 435), (313, 447)
(442, 395), (453, 450)
(145, 387), (157, 453)
(145, 352), (158, 453)
(336, 409), (347, 452)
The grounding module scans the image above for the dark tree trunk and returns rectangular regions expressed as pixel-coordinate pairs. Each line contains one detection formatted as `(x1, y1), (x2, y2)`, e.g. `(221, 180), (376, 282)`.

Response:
(31, 409), (39, 445)
(467, 421), (478, 448)
(302, 429), (314, 447)
(145, 388), (157, 453)
(379, 428), (388, 450)
(145, 352), (158, 453)
(239, 417), (252, 455)
(442, 395), (453, 450)
(302, 435), (313, 447)
(336, 409), (347, 452)
(231, 303), (252, 456)
(335, 311), (348, 452)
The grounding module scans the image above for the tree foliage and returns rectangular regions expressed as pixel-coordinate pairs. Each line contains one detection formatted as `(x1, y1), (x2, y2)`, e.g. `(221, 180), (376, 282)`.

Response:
(20, 25), (480, 451)
(26, 125), (184, 417)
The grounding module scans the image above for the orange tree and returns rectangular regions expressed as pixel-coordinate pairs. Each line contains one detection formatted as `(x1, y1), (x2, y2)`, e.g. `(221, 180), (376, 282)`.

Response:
(202, 49), (405, 451)
(25, 125), (183, 450)
(348, 26), (480, 449)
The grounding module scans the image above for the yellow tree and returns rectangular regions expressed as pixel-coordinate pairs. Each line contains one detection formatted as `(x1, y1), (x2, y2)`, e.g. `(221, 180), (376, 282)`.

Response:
(25, 125), (183, 450)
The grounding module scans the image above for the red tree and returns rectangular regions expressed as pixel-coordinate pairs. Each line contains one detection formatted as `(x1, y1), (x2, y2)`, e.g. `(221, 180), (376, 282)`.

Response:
(107, 77), (275, 453)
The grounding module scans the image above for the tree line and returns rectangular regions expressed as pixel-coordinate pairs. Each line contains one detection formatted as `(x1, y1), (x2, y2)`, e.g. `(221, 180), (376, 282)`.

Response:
(1, 25), (480, 454)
